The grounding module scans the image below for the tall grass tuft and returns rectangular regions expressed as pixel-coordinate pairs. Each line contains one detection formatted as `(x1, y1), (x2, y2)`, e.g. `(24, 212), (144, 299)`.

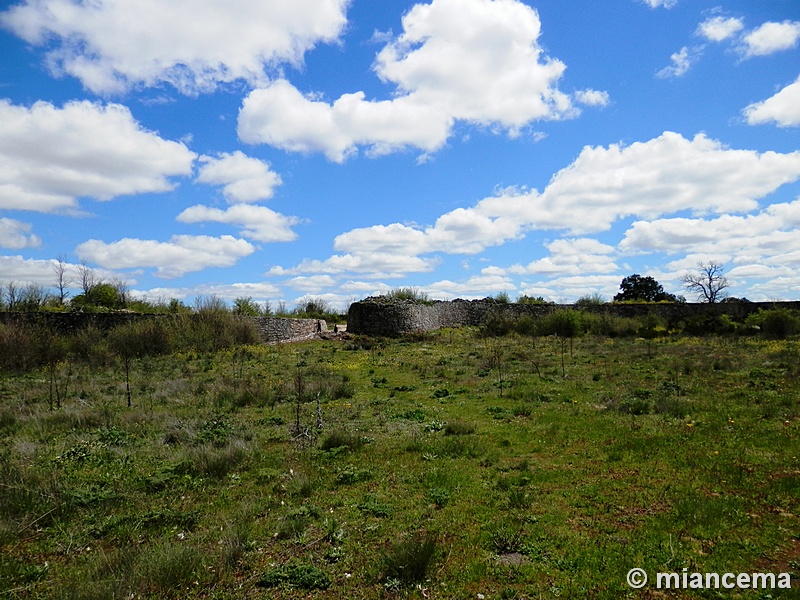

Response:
(380, 532), (438, 586)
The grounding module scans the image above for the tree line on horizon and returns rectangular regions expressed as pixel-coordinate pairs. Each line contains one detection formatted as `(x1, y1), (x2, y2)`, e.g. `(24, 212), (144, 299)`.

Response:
(0, 257), (344, 322)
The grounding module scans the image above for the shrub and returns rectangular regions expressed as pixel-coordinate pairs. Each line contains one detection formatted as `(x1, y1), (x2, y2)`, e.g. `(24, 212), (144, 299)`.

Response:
(380, 533), (438, 586)
(319, 429), (363, 452)
(259, 562), (331, 590)
(538, 309), (583, 338)
(69, 325), (109, 367)
(517, 295), (552, 305)
(479, 312), (516, 337)
(183, 441), (249, 478)
(0, 453), (67, 528)
(220, 521), (252, 568)
(609, 391), (652, 415)
(583, 314), (640, 337)
(747, 309), (800, 339)
(108, 319), (172, 359)
(575, 293), (605, 306)
(172, 313), (260, 352)
(334, 464), (372, 485)
(508, 314), (534, 336)
(444, 421), (476, 436)
(137, 543), (203, 593)
(486, 522), (525, 554)
(385, 287), (431, 303)
(681, 312), (738, 336)
(0, 321), (52, 372)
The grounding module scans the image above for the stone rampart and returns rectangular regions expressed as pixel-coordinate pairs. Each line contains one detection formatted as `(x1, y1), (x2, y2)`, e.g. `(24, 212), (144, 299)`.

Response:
(250, 316), (327, 343)
(346, 298), (800, 336)
(0, 312), (327, 344)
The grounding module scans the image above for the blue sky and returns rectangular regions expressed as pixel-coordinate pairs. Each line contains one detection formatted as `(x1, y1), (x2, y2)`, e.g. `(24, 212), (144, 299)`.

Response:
(1, 0), (799, 309)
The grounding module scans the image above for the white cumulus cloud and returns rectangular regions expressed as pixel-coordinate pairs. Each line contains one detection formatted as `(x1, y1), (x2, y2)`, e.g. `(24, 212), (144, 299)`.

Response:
(239, 81), (452, 161)
(574, 89), (610, 107)
(0, 0), (349, 94)
(195, 152), (282, 203)
(508, 238), (618, 276)
(266, 253), (438, 279)
(741, 20), (800, 57)
(743, 76), (800, 127)
(620, 200), (800, 261)
(76, 235), (254, 279)
(270, 132), (800, 281)
(697, 16), (744, 42)
(640, 0), (677, 9)
(239, 0), (596, 161)
(0, 100), (195, 213)
(537, 131), (800, 232)
(177, 204), (300, 243)
(0, 218), (41, 249)
(656, 46), (700, 78)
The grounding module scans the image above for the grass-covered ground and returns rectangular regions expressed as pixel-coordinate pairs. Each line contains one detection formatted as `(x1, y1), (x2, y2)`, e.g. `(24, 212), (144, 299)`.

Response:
(1, 328), (799, 598)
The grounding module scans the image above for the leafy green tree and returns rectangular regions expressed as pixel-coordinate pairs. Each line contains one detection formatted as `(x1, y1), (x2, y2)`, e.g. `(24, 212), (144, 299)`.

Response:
(71, 283), (124, 310)
(296, 299), (329, 319)
(613, 274), (676, 302)
(168, 298), (191, 314)
(492, 292), (511, 303)
(517, 295), (551, 305)
(232, 296), (261, 316)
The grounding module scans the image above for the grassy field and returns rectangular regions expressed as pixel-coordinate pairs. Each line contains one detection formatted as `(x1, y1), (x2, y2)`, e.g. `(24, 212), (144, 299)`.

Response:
(1, 328), (799, 598)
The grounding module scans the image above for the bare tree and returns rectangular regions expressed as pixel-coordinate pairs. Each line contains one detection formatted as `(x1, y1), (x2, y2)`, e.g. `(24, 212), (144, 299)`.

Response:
(110, 278), (130, 308)
(78, 260), (99, 295)
(53, 254), (71, 305)
(681, 261), (730, 303)
(19, 283), (50, 311)
(4, 281), (19, 311)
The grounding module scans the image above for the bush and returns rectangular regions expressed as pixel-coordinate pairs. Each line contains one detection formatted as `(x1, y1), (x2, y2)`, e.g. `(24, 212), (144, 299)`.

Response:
(538, 309), (583, 338)
(385, 287), (432, 303)
(319, 429), (363, 452)
(575, 293), (605, 306)
(137, 543), (203, 593)
(0, 454), (65, 524)
(444, 421), (476, 436)
(479, 312), (516, 337)
(69, 325), (109, 367)
(172, 313), (261, 352)
(492, 292), (511, 303)
(486, 521), (525, 554)
(0, 321), (55, 372)
(681, 312), (738, 336)
(582, 314), (640, 337)
(108, 319), (172, 360)
(259, 562), (331, 590)
(747, 309), (800, 339)
(380, 533), (438, 586)
(517, 295), (552, 305)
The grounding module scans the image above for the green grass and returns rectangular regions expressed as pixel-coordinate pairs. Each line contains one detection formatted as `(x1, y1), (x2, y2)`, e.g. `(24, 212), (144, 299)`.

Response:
(0, 330), (799, 598)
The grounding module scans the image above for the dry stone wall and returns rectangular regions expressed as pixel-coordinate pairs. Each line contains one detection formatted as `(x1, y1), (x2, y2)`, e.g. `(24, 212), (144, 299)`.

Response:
(251, 316), (327, 343)
(0, 312), (327, 344)
(346, 297), (800, 336)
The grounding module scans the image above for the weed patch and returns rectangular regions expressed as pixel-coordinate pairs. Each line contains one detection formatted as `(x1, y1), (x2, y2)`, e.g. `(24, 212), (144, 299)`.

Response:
(259, 561), (331, 590)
